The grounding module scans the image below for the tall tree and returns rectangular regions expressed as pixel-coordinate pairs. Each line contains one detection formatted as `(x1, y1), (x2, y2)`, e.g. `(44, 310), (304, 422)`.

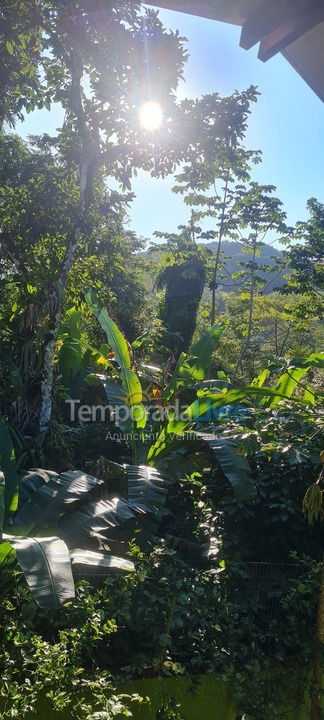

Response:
(172, 87), (261, 324)
(154, 221), (209, 360)
(231, 182), (288, 380)
(0, 135), (149, 434)
(1, 2), (188, 438)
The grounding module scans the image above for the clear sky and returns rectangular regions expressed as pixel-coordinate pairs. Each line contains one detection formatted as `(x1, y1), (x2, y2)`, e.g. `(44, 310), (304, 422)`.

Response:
(15, 5), (324, 244)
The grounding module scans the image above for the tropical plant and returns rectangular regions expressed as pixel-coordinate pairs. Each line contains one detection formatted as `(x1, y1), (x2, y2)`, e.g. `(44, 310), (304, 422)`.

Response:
(1, 297), (323, 610)
(0, 424), (178, 608)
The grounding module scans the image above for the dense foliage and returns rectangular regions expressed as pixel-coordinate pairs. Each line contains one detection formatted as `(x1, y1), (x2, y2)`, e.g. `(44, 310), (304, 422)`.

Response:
(0, 2), (323, 720)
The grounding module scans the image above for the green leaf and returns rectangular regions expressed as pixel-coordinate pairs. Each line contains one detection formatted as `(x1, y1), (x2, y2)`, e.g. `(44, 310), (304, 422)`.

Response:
(0, 472), (4, 533)
(131, 332), (150, 350)
(85, 290), (131, 370)
(303, 385), (315, 406)
(267, 367), (310, 408)
(70, 549), (134, 573)
(0, 540), (15, 567)
(0, 417), (19, 519)
(6, 40), (14, 55)
(167, 388), (248, 436)
(13, 470), (103, 535)
(164, 352), (187, 402)
(306, 352), (324, 368)
(126, 465), (173, 513)
(85, 290), (145, 430)
(179, 324), (224, 383)
(251, 369), (270, 388)
(3, 534), (75, 609)
(59, 496), (138, 547)
(197, 433), (256, 501)
(17, 468), (56, 507)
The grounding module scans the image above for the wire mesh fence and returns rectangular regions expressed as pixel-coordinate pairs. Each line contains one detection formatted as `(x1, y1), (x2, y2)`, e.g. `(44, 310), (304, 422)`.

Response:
(229, 561), (310, 624)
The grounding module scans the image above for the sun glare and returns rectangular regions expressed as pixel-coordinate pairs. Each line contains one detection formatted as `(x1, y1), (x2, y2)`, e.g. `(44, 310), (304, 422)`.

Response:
(139, 101), (163, 131)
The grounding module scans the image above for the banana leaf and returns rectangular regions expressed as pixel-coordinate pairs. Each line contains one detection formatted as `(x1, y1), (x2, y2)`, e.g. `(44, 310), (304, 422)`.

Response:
(166, 388), (249, 436)
(3, 533), (75, 609)
(13, 470), (103, 535)
(70, 549), (134, 574)
(197, 433), (256, 502)
(0, 416), (19, 518)
(251, 369), (270, 387)
(0, 539), (15, 567)
(58, 308), (83, 388)
(100, 378), (132, 433)
(262, 366), (310, 408)
(126, 465), (172, 513)
(164, 352), (187, 402)
(179, 323), (224, 383)
(85, 290), (146, 430)
(59, 496), (139, 547)
(17, 468), (57, 508)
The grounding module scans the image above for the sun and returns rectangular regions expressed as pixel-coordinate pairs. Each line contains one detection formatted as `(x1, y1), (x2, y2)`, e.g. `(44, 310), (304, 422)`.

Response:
(139, 101), (163, 131)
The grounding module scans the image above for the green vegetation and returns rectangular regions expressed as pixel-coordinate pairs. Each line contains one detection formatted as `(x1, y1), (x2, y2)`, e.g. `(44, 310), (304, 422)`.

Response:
(0, 2), (323, 719)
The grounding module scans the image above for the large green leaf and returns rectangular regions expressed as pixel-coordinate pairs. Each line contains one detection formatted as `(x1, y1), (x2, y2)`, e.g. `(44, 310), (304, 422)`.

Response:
(197, 433), (256, 502)
(166, 388), (249, 436)
(13, 470), (103, 535)
(251, 369), (270, 388)
(163, 326), (224, 402)
(101, 378), (132, 433)
(58, 307), (83, 387)
(0, 417), (19, 519)
(85, 290), (146, 430)
(17, 468), (56, 508)
(3, 534), (75, 609)
(179, 323), (224, 383)
(70, 549), (134, 574)
(126, 465), (173, 513)
(265, 367), (310, 408)
(291, 352), (324, 369)
(148, 382), (307, 462)
(59, 496), (139, 547)
(0, 539), (15, 567)
(85, 290), (131, 370)
(164, 352), (187, 403)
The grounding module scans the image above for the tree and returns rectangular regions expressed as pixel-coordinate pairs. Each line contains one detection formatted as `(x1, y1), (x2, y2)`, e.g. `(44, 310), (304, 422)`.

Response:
(171, 87), (261, 324)
(0, 0), (45, 129)
(230, 182), (288, 380)
(208, 292), (324, 378)
(280, 198), (324, 317)
(0, 2), (189, 439)
(0, 135), (150, 436)
(153, 220), (209, 360)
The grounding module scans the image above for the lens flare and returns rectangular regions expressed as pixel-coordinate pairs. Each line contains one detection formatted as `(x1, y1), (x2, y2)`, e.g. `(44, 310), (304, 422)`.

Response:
(139, 101), (163, 131)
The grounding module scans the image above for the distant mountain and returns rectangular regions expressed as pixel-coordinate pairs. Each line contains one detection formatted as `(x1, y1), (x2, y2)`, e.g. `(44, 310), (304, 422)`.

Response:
(205, 240), (284, 294)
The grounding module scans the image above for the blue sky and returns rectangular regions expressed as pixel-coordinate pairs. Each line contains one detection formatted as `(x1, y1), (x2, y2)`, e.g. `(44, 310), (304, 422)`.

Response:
(16, 5), (324, 245)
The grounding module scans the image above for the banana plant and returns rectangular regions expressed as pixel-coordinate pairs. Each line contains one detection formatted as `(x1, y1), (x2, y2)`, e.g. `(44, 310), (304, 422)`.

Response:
(84, 294), (323, 501)
(0, 417), (172, 609)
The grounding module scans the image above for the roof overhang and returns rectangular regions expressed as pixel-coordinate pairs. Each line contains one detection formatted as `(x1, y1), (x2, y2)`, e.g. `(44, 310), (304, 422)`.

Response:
(146, 1), (324, 101)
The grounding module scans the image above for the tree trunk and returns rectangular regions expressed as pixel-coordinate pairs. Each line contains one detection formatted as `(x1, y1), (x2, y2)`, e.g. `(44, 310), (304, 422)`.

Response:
(38, 224), (83, 439)
(210, 174), (229, 326)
